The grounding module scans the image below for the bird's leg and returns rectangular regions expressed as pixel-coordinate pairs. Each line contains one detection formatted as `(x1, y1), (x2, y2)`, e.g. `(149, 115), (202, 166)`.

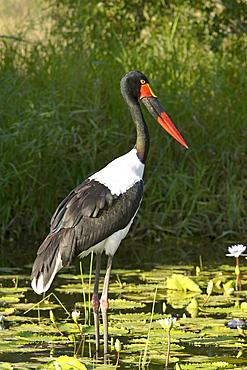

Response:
(100, 254), (113, 364)
(92, 253), (101, 359)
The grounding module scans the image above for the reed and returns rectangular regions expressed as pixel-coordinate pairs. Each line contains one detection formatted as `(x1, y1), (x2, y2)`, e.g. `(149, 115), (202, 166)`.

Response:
(1, 0), (247, 263)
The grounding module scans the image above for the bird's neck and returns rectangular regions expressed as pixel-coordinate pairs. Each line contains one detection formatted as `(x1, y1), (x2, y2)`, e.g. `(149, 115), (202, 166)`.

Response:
(126, 97), (150, 164)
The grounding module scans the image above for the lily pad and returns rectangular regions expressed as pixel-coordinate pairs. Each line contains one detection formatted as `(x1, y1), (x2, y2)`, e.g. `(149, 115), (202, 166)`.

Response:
(1, 262), (247, 369)
(108, 298), (146, 309)
(46, 355), (87, 370)
(167, 274), (202, 292)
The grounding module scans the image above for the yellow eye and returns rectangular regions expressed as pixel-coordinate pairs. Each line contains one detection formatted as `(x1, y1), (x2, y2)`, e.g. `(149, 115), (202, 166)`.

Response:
(140, 79), (146, 84)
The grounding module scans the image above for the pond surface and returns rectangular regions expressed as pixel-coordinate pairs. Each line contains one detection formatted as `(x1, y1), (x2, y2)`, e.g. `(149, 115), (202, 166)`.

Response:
(1, 256), (247, 369)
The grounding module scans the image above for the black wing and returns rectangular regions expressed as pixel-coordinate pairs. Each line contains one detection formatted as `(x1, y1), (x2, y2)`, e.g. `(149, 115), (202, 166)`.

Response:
(50, 178), (117, 232)
(31, 179), (143, 290)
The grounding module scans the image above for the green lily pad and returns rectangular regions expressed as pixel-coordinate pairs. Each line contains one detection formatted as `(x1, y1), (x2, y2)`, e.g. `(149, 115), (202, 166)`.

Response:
(0, 295), (20, 303)
(1, 262), (247, 369)
(43, 355), (86, 369)
(167, 274), (202, 292)
(108, 298), (146, 309)
(15, 331), (69, 342)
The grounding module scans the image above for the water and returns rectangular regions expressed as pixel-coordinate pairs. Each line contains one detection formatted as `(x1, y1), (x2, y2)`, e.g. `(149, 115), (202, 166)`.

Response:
(0, 237), (247, 370)
(0, 239), (246, 369)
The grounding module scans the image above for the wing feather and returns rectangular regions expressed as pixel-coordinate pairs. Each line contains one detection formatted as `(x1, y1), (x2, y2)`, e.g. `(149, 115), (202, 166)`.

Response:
(31, 179), (143, 293)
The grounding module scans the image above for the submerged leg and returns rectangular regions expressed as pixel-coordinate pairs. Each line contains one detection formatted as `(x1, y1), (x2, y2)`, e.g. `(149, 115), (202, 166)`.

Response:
(92, 253), (102, 359)
(100, 254), (113, 364)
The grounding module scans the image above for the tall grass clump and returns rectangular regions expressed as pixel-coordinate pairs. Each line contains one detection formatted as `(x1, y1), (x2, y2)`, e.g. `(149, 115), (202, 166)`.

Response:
(0, 0), (247, 262)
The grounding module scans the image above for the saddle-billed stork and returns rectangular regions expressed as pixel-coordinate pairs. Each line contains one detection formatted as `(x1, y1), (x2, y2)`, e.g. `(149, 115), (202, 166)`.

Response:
(31, 70), (188, 360)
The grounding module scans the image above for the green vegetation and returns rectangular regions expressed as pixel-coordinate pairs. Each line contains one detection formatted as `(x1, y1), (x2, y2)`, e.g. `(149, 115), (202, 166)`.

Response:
(1, 1), (247, 255)
(1, 262), (247, 368)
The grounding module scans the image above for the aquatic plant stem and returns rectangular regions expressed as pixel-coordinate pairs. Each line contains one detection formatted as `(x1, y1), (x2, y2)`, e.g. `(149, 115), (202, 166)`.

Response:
(235, 256), (241, 291)
(89, 252), (94, 325)
(92, 253), (102, 359)
(75, 321), (84, 355)
(142, 285), (158, 368)
(76, 321), (84, 339)
(114, 351), (120, 370)
(165, 330), (171, 368)
(201, 295), (210, 307)
(24, 293), (70, 317)
(199, 255), (203, 270)
(114, 339), (121, 369)
(50, 310), (64, 336)
(202, 280), (213, 307)
(79, 261), (88, 323)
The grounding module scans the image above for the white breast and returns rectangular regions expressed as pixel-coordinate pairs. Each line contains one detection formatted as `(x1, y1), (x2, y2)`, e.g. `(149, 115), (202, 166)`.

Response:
(89, 148), (145, 195)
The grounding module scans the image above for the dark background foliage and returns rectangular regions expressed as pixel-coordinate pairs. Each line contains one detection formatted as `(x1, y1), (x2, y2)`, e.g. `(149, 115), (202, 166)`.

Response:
(0, 0), (246, 265)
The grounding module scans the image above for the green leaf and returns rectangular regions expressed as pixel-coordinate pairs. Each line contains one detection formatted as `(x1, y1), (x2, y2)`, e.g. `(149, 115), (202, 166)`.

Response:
(167, 274), (202, 292)
(54, 356), (87, 370)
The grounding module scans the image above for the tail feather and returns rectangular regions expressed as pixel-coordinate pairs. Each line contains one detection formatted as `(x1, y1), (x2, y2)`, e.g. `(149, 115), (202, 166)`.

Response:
(31, 229), (76, 294)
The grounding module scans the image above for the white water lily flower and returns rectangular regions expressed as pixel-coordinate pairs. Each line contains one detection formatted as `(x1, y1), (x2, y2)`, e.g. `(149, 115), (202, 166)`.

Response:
(226, 244), (247, 258)
(72, 310), (80, 323)
(158, 317), (177, 331)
